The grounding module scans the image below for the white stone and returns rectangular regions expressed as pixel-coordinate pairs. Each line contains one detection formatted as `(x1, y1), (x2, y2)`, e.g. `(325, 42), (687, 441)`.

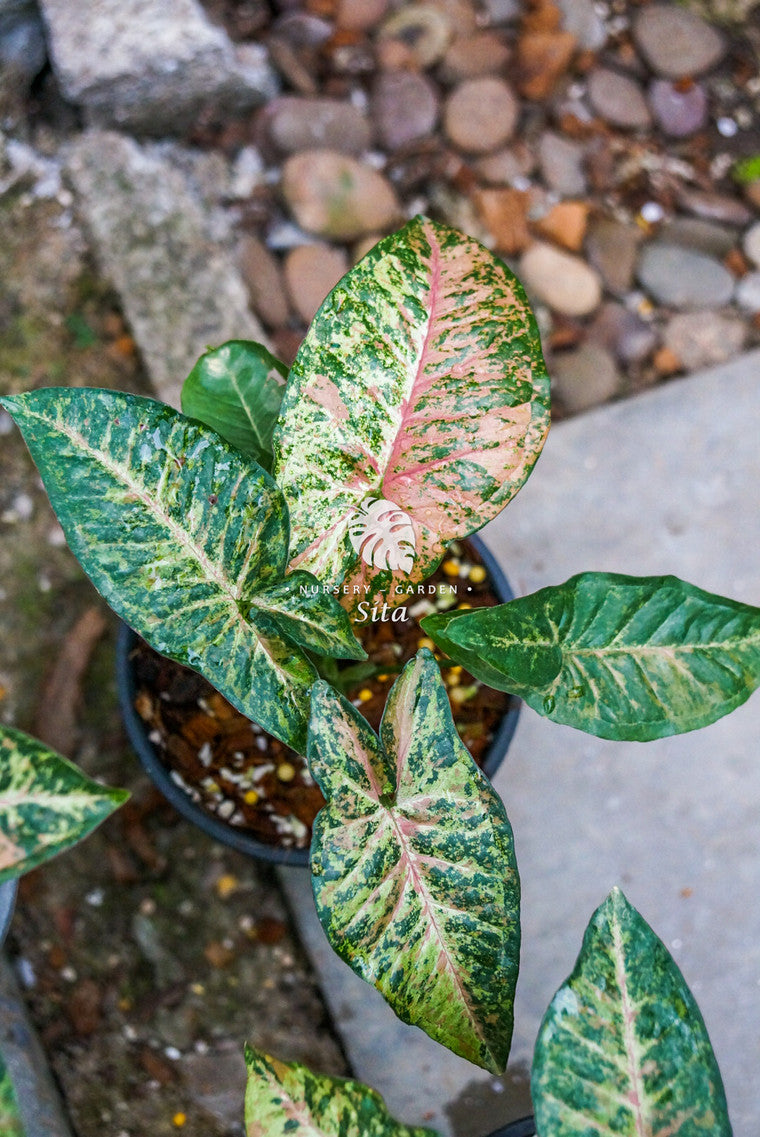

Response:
(736, 271), (760, 312)
(66, 131), (268, 407)
(742, 221), (760, 268)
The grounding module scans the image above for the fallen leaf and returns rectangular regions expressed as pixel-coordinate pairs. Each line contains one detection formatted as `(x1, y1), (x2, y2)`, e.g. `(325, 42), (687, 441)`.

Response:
(33, 606), (107, 757)
(515, 31), (576, 99)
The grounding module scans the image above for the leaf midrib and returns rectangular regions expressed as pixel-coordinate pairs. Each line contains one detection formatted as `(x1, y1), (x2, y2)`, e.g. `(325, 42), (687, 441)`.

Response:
(56, 416), (240, 596)
(612, 912), (651, 1137)
(382, 798), (494, 1055)
(0, 789), (104, 810)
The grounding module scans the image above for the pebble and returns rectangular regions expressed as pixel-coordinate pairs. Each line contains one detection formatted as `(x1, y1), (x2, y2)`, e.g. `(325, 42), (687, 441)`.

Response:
(743, 222), (760, 268)
(552, 344), (622, 413)
(660, 218), (738, 259)
(587, 69), (651, 129)
(474, 142), (535, 185)
(663, 311), (747, 370)
(735, 272), (760, 312)
(267, 97), (371, 155)
(585, 216), (640, 296)
(238, 234), (290, 329)
(443, 77), (519, 154)
(556, 0), (607, 51)
(676, 188), (753, 227)
(482, 0), (521, 23)
(632, 5), (725, 79)
(588, 302), (657, 364)
(378, 3), (453, 68)
(372, 70), (439, 151)
(281, 149), (399, 240)
(284, 243), (350, 324)
(439, 32), (511, 81)
(636, 243), (735, 308)
(335, 0), (389, 31)
(520, 241), (602, 316)
(648, 79), (707, 138)
(538, 131), (587, 196)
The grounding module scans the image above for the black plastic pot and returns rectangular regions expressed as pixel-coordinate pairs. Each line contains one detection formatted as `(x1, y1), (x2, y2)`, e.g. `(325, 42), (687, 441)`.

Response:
(0, 879), (16, 944)
(117, 535), (520, 866)
(485, 1118), (536, 1137)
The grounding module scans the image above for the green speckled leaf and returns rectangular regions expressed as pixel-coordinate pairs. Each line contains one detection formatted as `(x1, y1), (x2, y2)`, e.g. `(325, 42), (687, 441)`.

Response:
(532, 888), (732, 1137)
(308, 649), (520, 1073)
(244, 1045), (438, 1137)
(274, 216), (550, 610)
(422, 572), (760, 741)
(250, 572), (366, 660)
(0, 725), (128, 884)
(181, 339), (288, 471)
(0, 1051), (23, 1136)
(1, 389), (362, 754)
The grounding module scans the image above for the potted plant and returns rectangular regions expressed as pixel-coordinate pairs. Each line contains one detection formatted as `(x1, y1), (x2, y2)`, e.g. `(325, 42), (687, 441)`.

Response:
(2, 216), (757, 1128)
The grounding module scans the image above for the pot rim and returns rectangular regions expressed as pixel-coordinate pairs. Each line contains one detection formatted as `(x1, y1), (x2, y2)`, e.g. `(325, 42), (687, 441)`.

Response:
(116, 534), (520, 866)
(0, 878), (17, 944)
(484, 1116), (535, 1137)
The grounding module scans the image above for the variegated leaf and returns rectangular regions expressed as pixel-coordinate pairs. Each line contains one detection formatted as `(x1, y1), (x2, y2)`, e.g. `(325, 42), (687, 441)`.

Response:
(532, 888), (732, 1137)
(181, 339), (288, 471)
(1, 389), (363, 755)
(0, 725), (128, 884)
(273, 216), (550, 610)
(250, 572), (367, 660)
(0, 1051), (23, 1137)
(244, 1045), (438, 1137)
(422, 572), (760, 741)
(308, 650), (520, 1073)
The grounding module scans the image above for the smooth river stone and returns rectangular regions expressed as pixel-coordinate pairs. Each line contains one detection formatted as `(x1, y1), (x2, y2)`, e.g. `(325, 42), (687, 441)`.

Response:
(637, 243), (735, 308)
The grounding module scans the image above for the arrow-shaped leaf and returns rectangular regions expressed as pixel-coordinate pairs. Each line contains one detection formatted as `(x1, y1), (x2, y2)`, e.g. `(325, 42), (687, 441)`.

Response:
(181, 339), (288, 471)
(1, 389), (363, 754)
(0, 1051), (23, 1137)
(423, 572), (760, 741)
(273, 216), (550, 610)
(0, 725), (128, 884)
(532, 888), (732, 1137)
(244, 1045), (439, 1137)
(308, 650), (520, 1073)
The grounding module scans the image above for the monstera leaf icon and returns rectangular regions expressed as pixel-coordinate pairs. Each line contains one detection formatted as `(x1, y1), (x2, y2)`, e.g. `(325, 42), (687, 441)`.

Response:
(348, 499), (416, 573)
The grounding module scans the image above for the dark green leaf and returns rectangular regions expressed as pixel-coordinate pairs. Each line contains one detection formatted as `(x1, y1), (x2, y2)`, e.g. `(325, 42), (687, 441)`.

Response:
(244, 1045), (438, 1137)
(0, 725), (128, 884)
(423, 572), (760, 740)
(532, 888), (732, 1137)
(308, 650), (520, 1073)
(1, 389), (362, 754)
(181, 340), (288, 471)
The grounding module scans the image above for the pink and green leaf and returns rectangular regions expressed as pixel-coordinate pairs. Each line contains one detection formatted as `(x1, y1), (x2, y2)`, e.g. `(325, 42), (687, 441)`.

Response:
(0, 725), (128, 884)
(273, 216), (550, 610)
(244, 1046), (438, 1137)
(307, 650), (520, 1073)
(532, 888), (732, 1136)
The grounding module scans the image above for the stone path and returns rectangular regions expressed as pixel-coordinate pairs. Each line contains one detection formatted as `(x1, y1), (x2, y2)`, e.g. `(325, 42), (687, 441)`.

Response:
(283, 350), (760, 1136)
